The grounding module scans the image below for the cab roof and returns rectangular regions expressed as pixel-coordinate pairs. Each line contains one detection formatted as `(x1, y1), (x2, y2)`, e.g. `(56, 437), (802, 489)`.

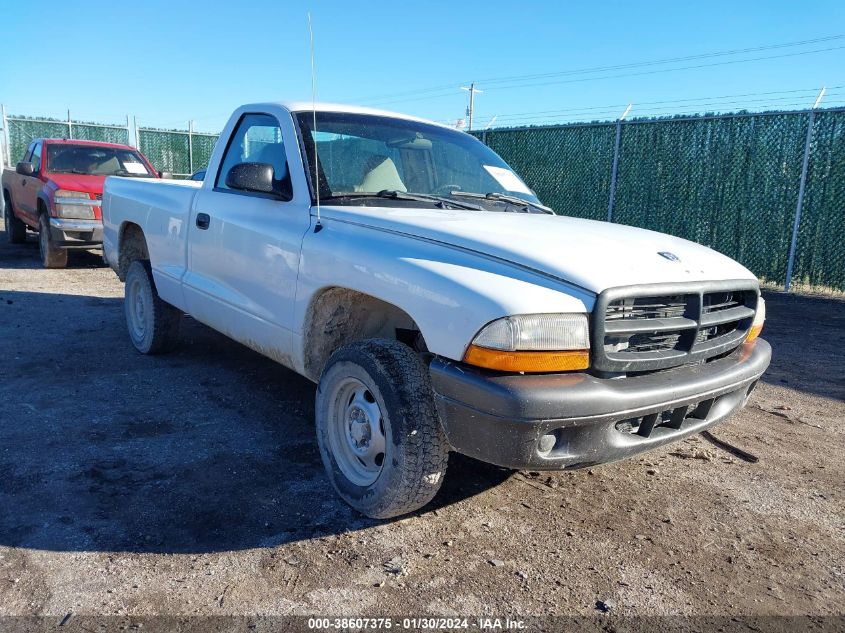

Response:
(241, 101), (456, 131)
(38, 138), (136, 150)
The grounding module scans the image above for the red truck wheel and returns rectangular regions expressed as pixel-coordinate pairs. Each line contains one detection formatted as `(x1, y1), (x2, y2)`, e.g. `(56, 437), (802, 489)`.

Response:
(38, 214), (67, 268)
(3, 194), (27, 244)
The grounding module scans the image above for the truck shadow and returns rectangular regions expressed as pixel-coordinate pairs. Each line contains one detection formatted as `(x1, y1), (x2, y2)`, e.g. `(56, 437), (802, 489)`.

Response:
(0, 289), (511, 554)
(0, 234), (107, 270)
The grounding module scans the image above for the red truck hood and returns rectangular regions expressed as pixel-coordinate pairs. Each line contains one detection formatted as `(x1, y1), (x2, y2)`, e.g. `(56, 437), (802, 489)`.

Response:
(46, 173), (107, 194)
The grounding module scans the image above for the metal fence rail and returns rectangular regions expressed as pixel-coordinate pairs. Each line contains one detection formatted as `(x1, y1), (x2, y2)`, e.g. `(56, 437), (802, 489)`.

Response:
(2, 104), (843, 292)
(478, 107), (845, 292)
(0, 107), (219, 178)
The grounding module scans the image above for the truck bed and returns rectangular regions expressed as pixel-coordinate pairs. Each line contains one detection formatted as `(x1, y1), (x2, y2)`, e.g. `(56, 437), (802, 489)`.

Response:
(102, 176), (201, 308)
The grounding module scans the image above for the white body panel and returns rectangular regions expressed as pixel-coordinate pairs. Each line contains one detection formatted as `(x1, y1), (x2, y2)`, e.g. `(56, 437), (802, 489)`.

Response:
(102, 101), (759, 378)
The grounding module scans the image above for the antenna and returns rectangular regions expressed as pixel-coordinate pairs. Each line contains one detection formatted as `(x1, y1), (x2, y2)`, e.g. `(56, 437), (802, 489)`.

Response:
(307, 12), (322, 232)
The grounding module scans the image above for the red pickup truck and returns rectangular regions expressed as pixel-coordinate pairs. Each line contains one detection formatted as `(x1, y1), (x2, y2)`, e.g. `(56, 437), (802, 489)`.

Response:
(2, 138), (159, 268)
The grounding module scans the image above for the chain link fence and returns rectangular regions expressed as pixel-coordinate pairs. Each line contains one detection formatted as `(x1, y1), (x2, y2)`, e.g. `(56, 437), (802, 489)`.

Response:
(478, 107), (845, 293)
(0, 109), (218, 178)
(137, 127), (219, 177)
(2, 106), (842, 291)
(3, 114), (131, 165)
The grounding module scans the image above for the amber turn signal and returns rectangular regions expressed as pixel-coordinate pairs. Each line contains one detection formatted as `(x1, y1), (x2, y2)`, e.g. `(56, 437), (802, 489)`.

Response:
(747, 324), (764, 343)
(463, 345), (590, 373)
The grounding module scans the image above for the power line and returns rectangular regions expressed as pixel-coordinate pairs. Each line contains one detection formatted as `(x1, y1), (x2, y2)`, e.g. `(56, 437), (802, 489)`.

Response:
(369, 44), (845, 109)
(480, 45), (845, 92)
(474, 87), (839, 120)
(480, 98), (845, 129)
(358, 34), (845, 105)
(476, 88), (845, 124)
(475, 34), (845, 86)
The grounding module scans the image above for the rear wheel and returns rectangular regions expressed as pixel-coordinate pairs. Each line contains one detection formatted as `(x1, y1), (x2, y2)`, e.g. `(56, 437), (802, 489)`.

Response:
(124, 260), (181, 354)
(3, 194), (27, 244)
(315, 339), (449, 518)
(38, 213), (67, 268)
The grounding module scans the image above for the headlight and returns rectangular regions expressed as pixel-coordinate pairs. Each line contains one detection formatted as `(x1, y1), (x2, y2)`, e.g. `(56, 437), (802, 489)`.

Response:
(463, 313), (590, 373)
(747, 297), (765, 342)
(54, 190), (96, 219)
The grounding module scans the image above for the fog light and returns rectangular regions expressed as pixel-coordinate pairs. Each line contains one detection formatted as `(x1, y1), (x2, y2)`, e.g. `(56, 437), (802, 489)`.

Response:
(538, 433), (556, 454)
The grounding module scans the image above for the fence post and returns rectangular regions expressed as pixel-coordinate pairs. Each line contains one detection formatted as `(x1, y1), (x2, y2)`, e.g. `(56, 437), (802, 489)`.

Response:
(188, 120), (194, 174)
(126, 115), (131, 146)
(133, 116), (140, 148)
(67, 110), (73, 139)
(606, 120), (622, 222)
(784, 110), (817, 292)
(606, 105), (631, 223)
(1, 104), (10, 167)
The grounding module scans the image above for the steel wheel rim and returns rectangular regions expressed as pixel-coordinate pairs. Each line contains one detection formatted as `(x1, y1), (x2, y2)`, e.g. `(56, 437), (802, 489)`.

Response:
(327, 376), (388, 487)
(127, 277), (148, 342)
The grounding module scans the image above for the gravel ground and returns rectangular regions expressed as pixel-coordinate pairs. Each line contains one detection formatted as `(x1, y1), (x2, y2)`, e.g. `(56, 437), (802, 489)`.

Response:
(0, 230), (842, 622)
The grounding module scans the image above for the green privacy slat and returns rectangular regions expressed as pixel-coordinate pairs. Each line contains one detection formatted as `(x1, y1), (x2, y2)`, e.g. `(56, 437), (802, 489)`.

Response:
(6, 110), (843, 290)
(795, 111), (845, 290)
(7, 118), (70, 163)
(475, 109), (845, 291)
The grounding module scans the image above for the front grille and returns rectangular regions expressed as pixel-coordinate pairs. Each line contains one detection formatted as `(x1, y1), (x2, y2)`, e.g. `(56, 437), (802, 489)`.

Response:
(591, 281), (758, 373)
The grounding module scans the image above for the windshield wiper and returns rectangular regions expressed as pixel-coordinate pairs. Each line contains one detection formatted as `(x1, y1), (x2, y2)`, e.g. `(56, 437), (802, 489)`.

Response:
(449, 191), (555, 214)
(323, 190), (483, 211)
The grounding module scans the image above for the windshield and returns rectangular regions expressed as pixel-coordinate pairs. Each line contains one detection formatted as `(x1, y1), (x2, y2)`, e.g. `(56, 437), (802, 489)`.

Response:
(295, 111), (541, 208)
(46, 144), (155, 177)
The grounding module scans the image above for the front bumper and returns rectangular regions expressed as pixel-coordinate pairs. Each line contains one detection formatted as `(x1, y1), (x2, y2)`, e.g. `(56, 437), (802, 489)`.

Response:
(430, 339), (771, 470)
(49, 217), (103, 248)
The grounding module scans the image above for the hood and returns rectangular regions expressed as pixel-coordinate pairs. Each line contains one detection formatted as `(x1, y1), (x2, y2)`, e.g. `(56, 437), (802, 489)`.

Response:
(321, 205), (757, 294)
(46, 173), (107, 194)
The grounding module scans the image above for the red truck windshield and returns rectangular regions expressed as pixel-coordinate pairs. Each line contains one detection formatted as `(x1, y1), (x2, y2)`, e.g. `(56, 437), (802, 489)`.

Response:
(46, 144), (155, 178)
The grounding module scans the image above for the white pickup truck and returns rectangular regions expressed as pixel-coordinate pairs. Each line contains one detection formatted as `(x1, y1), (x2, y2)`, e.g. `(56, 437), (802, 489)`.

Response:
(102, 102), (770, 518)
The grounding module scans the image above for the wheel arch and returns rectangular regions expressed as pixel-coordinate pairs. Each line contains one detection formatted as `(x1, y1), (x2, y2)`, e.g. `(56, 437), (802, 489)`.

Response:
(36, 193), (51, 216)
(301, 286), (428, 382)
(117, 221), (149, 281)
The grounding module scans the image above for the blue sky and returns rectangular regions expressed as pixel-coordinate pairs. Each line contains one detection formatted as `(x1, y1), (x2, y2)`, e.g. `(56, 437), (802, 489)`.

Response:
(1, 0), (843, 132)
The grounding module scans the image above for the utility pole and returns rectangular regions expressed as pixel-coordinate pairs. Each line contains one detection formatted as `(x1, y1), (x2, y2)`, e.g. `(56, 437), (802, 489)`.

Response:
(461, 83), (483, 131)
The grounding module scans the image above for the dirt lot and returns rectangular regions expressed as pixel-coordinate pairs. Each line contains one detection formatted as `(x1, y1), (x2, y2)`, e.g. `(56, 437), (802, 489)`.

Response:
(0, 228), (843, 624)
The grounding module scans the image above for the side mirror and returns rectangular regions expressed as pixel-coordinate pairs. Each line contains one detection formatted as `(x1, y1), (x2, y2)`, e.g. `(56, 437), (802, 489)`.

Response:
(225, 162), (275, 195)
(16, 162), (35, 176)
(158, 171), (173, 179)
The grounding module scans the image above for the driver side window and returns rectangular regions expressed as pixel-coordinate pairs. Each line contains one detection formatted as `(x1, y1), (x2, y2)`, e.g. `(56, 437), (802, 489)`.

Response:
(216, 113), (292, 199)
(30, 142), (43, 173)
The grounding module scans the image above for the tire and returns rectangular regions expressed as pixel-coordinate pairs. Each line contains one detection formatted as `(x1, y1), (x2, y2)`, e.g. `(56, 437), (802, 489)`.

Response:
(3, 194), (27, 244)
(124, 260), (181, 354)
(315, 338), (449, 519)
(38, 213), (67, 268)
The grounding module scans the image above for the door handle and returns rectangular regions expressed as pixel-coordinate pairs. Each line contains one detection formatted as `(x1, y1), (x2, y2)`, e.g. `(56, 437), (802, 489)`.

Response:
(196, 213), (210, 230)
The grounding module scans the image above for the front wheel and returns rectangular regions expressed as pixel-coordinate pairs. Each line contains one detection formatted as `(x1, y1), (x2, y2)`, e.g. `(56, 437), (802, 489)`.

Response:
(124, 260), (181, 354)
(315, 339), (449, 519)
(38, 214), (67, 268)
